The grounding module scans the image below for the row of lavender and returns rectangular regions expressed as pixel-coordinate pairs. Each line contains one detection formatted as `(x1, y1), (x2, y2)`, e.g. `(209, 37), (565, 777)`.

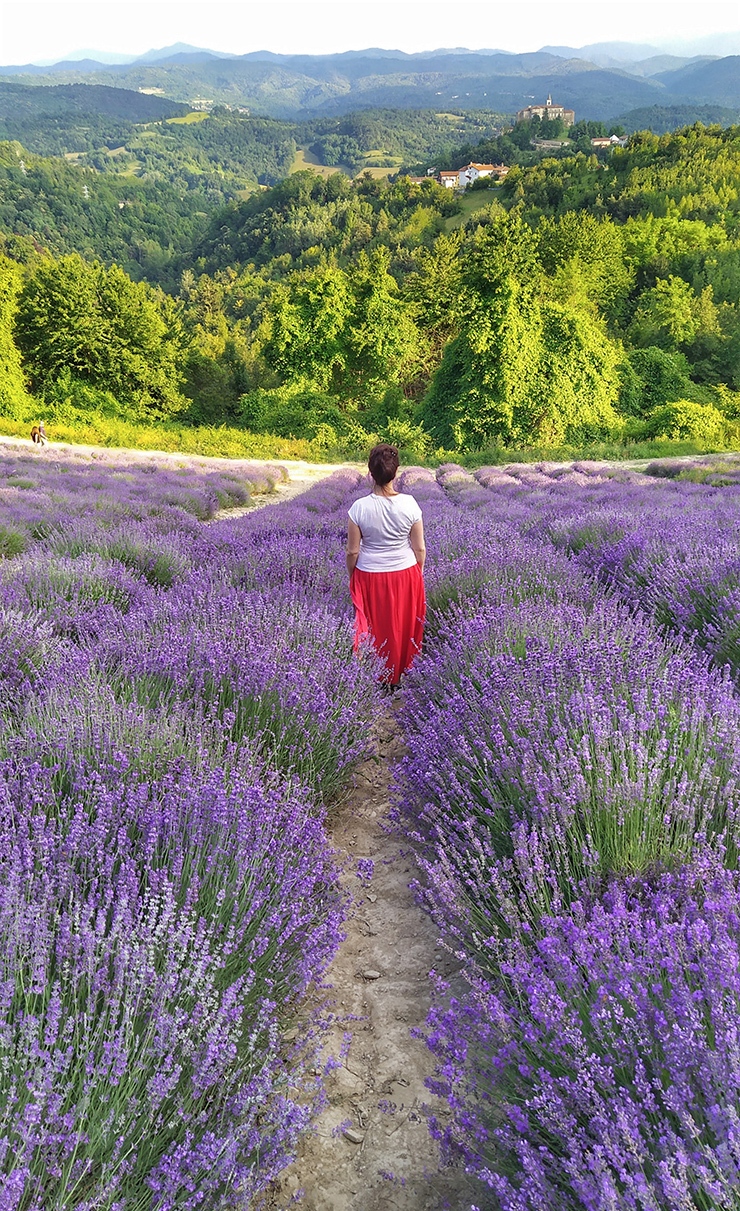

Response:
(396, 464), (740, 1209)
(0, 452), (381, 1209)
(475, 458), (740, 681)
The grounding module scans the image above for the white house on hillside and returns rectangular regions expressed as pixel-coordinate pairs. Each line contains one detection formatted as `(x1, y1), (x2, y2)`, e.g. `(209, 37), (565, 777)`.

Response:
(590, 135), (629, 148)
(438, 162), (509, 190)
(459, 162), (509, 187)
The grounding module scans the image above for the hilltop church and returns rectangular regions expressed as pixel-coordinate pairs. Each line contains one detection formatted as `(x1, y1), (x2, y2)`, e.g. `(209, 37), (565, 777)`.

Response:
(516, 95), (575, 125)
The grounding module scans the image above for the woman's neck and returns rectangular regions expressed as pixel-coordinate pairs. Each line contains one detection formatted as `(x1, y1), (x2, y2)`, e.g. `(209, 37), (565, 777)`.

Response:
(373, 483), (398, 497)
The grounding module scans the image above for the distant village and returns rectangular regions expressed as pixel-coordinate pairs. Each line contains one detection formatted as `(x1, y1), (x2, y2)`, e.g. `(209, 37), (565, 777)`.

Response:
(405, 96), (627, 192)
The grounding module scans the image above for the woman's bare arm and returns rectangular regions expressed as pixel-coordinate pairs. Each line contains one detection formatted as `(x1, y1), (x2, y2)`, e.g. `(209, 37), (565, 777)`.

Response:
(409, 519), (426, 571)
(347, 519), (362, 577)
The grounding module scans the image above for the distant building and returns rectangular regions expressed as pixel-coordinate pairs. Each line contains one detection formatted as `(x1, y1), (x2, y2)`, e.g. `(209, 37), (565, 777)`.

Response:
(590, 135), (628, 148)
(437, 162), (509, 190)
(458, 161), (509, 187)
(404, 176), (428, 184)
(516, 95), (575, 126)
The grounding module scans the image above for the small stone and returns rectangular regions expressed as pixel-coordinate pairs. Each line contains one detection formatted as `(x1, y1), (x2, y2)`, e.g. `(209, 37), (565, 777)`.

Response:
(343, 1128), (364, 1144)
(282, 1028), (299, 1042)
(366, 893), (377, 903)
(362, 968), (381, 980)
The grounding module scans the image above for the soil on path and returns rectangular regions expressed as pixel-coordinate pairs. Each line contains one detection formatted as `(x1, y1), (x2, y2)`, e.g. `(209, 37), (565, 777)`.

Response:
(269, 710), (483, 1211)
(225, 469), (482, 1206)
(218, 463), (354, 518)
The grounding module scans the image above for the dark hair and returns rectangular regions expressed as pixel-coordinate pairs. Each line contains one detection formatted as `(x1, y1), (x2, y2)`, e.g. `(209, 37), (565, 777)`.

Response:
(368, 443), (399, 486)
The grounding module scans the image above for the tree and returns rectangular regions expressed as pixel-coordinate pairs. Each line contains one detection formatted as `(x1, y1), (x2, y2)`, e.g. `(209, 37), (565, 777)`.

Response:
(0, 255), (30, 417)
(629, 275), (720, 349)
(537, 212), (634, 326)
(17, 254), (186, 417)
(258, 263), (352, 390)
(421, 212), (621, 448)
(617, 347), (692, 417)
(345, 248), (421, 390)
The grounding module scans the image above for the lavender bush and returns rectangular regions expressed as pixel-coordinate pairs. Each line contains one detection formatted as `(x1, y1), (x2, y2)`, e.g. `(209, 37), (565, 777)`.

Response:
(96, 572), (380, 796)
(426, 852), (740, 1211)
(400, 581), (740, 934)
(0, 455), (381, 1205)
(0, 552), (147, 640)
(0, 749), (342, 1208)
(395, 466), (740, 1208)
(466, 463), (740, 681)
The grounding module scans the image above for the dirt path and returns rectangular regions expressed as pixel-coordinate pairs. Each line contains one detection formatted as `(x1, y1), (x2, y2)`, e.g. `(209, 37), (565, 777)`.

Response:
(214, 471), (480, 1204)
(0, 433), (361, 478)
(269, 710), (483, 1211)
(217, 464), (351, 518)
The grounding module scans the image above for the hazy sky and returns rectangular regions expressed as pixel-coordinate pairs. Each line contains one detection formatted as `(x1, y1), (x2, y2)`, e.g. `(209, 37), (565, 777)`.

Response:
(1, 0), (739, 64)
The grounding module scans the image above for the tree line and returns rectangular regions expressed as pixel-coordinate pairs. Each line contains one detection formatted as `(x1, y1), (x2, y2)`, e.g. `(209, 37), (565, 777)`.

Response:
(1, 122), (739, 455)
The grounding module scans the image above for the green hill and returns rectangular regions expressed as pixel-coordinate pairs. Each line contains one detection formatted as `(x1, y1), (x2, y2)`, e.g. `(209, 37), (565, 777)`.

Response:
(0, 112), (739, 461)
(0, 81), (189, 122)
(615, 103), (740, 133)
(0, 141), (210, 286)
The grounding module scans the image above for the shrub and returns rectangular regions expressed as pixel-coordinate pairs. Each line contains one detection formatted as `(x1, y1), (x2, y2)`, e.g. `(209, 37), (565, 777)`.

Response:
(622, 346), (692, 414)
(41, 369), (123, 422)
(427, 855), (740, 1210)
(383, 418), (433, 460)
(644, 399), (726, 442)
(0, 750), (343, 1206)
(238, 385), (346, 440)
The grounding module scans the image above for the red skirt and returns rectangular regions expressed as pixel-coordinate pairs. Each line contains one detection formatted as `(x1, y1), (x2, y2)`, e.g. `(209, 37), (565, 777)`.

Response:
(350, 564), (426, 684)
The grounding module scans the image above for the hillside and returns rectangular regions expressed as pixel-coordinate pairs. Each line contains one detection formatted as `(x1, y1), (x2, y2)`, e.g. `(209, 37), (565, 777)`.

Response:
(657, 55), (740, 106)
(0, 81), (188, 122)
(0, 105), (739, 462)
(0, 122), (737, 462)
(0, 102), (507, 213)
(0, 80), (191, 158)
(0, 49), (665, 120)
(0, 140), (211, 285)
(616, 103), (740, 133)
(3, 45), (740, 124)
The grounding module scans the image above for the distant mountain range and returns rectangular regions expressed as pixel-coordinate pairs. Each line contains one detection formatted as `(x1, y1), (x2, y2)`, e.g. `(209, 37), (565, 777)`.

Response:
(1, 42), (739, 121)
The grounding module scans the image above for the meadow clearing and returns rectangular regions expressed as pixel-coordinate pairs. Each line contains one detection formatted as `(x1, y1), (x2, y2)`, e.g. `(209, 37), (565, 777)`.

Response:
(1, 440), (740, 1209)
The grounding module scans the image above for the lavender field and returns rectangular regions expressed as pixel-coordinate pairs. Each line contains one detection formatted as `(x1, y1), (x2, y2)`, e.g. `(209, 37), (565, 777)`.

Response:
(3, 444), (740, 1210)
(0, 447), (383, 1209)
(397, 460), (740, 1211)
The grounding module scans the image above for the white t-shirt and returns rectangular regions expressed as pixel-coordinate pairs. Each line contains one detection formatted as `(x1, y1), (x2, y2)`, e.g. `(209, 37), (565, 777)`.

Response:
(348, 492), (423, 572)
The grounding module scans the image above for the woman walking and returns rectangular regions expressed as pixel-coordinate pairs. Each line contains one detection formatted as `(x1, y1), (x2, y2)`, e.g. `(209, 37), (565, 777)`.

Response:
(347, 444), (426, 685)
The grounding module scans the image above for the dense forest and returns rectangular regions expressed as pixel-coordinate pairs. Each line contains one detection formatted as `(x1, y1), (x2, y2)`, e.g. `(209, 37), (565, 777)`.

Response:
(1, 115), (740, 457)
(0, 95), (505, 183)
(0, 108), (505, 288)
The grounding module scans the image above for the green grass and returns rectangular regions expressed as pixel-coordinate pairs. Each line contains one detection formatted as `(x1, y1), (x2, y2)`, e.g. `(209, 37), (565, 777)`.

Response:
(2, 412), (737, 471)
(291, 148), (351, 178)
(444, 190), (501, 231)
(454, 436), (736, 469)
(0, 415), (320, 462)
(167, 111), (210, 125)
